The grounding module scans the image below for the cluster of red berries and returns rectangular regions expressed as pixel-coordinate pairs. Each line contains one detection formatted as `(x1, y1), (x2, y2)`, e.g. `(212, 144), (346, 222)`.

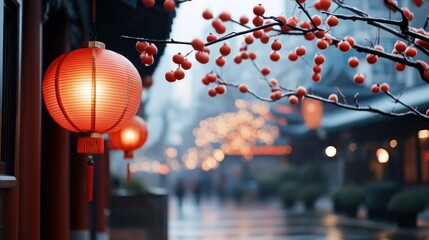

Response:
(200, 73), (227, 97)
(136, 41), (158, 66)
(142, 0), (175, 11)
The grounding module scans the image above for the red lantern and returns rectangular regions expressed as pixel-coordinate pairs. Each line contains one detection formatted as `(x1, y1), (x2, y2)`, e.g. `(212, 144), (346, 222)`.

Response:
(42, 41), (143, 200)
(301, 98), (323, 130)
(109, 116), (148, 181)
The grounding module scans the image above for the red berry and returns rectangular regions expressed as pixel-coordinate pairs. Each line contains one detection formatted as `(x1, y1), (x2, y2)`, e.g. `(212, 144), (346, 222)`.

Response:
(140, 53), (154, 65)
(216, 85), (226, 94)
(344, 36), (355, 47)
(312, 15), (323, 26)
(241, 51), (249, 60)
(395, 62), (406, 71)
(289, 95), (299, 105)
(181, 59), (192, 70)
(313, 65), (322, 73)
(240, 16), (249, 25)
(249, 52), (257, 60)
(348, 57), (359, 68)
(270, 79), (278, 86)
(261, 67), (271, 76)
(296, 46), (306, 56)
(219, 12), (231, 22)
(253, 4), (265, 16)
(252, 16), (264, 27)
(172, 53), (185, 65)
(328, 94), (338, 102)
(271, 40), (282, 51)
(174, 68), (185, 80)
(206, 34), (217, 43)
(402, 8), (414, 21)
(253, 30), (264, 39)
(191, 39), (205, 51)
(142, 0), (155, 7)
(288, 52), (298, 61)
(260, 35), (270, 44)
(165, 71), (176, 82)
(195, 51), (210, 64)
(207, 73), (217, 83)
(405, 47), (417, 58)
(304, 32), (316, 41)
(316, 39), (329, 50)
(366, 54), (378, 64)
(394, 41), (407, 53)
(414, 0), (423, 7)
(338, 41), (351, 52)
(300, 21), (311, 29)
(202, 9), (213, 20)
(270, 52), (281, 62)
(313, 54), (325, 65)
(296, 86), (307, 98)
(234, 56), (242, 64)
(354, 73), (365, 84)
(239, 84), (248, 93)
(315, 30), (325, 39)
(219, 43), (231, 56)
(245, 35), (254, 45)
(201, 76), (210, 85)
(145, 44), (158, 55)
(312, 73), (321, 82)
(380, 83), (390, 92)
(136, 41), (148, 52)
(208, 88), (217, 97)
(216, 56), (226, 67)
(319, 0), (331, 10)
(371, 84), (380, 93)
(163, 0), (175, 11)
(327, 16), (339, 27)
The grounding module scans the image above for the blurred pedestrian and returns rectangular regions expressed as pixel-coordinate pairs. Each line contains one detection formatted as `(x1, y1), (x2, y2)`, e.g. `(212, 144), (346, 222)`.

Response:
(175, 179), (185, 208)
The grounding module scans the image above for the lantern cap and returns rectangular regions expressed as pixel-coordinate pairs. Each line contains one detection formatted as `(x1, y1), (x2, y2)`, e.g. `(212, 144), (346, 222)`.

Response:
(81, 41), (105, 49)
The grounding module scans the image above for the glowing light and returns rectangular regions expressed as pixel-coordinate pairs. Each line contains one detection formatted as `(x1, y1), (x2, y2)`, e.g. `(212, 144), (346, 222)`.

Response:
(325, 146), (337, 157)
(389, 139), (397, 148)
(213, 149), (225, 161)
(165, 147), (178, 158)
(159, 164), (170, 175)
(376, 148), (389, 163)
(418, 130), (429, 139)
(348, 143), (357, 152)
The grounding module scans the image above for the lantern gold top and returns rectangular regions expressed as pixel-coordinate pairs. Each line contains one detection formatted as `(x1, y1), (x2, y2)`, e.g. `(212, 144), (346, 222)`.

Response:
(81, 41), (105, 49)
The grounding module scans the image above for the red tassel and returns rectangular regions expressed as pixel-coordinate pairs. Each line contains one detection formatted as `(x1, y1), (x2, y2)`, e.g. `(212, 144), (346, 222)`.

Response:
(127, 163), (131, 183)
(87, 157), (94, 201)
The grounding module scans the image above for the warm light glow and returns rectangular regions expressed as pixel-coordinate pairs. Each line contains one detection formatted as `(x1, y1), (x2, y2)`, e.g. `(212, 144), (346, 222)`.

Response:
(325, 146), (337, 157)
(121, 129), (138, 143)
(348, 143), (357, 152)
(165, 148), (178, 158)
(389, 139), (397, 148)
(159, 164), (170, 175)
(213, 149), (225, 161)
(418, 130), (429, 139)
(376, 148), (389, 163)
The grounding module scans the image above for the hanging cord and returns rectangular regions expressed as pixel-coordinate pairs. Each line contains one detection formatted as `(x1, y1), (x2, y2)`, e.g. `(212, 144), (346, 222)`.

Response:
(89, 0), (97, 41)
(87, 155), (94, 201)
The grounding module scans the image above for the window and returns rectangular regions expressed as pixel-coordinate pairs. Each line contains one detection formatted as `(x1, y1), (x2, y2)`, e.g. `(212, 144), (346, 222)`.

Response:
(1, 0), (19, 176)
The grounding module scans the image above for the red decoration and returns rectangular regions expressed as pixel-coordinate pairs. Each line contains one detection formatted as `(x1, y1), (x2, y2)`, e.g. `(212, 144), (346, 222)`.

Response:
(109, 116), (148, 181)
(42, 41), (142, 201)
(42, 41), (143, 153)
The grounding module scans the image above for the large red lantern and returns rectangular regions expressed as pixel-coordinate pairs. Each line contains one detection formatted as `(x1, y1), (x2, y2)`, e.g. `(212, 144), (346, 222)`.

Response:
(109, 116), (148, 181)
(42, 41), (143, 200)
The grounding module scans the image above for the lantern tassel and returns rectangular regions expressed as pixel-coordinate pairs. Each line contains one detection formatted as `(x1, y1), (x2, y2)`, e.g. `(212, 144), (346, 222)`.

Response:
(87, 156), (94, 202)
(127, 163), (131, 183)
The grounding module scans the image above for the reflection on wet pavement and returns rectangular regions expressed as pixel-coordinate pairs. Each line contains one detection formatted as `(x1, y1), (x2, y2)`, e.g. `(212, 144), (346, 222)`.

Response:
(169, 198), (429, 240)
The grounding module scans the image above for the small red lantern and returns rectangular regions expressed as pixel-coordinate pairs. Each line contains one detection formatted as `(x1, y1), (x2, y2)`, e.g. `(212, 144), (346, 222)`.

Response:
(301, 98), (323, 130)
(109, 116), (148, 181)
(42, 41), (143, 200)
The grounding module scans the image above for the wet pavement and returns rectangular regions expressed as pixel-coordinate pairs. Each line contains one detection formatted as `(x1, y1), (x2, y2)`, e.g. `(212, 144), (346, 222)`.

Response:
(169, 197), (429, 240)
